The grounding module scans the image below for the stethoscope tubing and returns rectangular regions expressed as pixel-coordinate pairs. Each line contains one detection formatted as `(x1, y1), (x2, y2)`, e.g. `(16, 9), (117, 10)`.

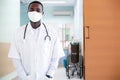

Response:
(23, 23), (51, 41)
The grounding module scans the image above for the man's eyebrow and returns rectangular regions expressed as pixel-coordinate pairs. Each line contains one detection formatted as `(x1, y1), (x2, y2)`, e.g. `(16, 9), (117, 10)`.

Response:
(29, 7), (34, 9)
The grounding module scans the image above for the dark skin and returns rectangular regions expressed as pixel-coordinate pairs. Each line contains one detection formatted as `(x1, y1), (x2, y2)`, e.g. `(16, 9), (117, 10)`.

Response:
(28, 3), (44, 29)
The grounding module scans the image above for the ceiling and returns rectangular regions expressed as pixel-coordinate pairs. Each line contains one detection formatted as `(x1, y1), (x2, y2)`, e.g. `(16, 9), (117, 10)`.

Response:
(20, 0), (76, 6)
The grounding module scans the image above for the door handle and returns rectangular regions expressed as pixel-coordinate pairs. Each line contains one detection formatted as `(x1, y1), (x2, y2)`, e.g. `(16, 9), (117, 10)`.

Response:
(86, 26), (90, 39)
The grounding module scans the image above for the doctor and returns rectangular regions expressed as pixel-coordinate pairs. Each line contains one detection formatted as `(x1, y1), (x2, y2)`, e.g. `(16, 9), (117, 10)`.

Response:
(8, 1), (64, 80)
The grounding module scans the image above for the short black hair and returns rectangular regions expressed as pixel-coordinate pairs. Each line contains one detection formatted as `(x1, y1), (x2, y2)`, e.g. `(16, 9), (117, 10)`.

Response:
(28, 1), (43, 10)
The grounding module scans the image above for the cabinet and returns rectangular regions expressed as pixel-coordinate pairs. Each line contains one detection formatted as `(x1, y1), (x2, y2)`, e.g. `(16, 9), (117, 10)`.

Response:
(84, 0), (120, 80)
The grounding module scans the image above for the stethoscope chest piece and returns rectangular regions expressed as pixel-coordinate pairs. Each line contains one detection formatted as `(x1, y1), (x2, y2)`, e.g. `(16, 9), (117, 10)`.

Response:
(44, 34), (51, 41)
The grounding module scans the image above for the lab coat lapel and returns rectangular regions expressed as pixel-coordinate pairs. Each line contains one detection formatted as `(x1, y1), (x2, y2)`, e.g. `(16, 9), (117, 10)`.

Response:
(26, 23), (38, 76)
(34, 23), (47, 79)
(35, 24), (52, 79)
(26, 23), (51, 79)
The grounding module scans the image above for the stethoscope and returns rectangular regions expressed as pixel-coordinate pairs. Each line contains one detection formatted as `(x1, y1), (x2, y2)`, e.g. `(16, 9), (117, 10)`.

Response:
(23, 23), (51, 41)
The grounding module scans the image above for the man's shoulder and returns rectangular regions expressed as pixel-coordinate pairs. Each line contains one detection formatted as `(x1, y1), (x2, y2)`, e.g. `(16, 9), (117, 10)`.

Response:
(17, 24), (26, 32)
(14, 24), (26, 36)
(48, 26), (57, 36)
(44, 23), (57, 33)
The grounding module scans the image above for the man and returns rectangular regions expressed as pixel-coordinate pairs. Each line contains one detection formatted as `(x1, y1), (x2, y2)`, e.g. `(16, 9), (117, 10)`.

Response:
(8, 1), (64, 80)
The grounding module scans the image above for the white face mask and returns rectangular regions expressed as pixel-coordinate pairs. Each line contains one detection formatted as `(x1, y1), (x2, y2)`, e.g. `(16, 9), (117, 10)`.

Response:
(28, 11), (42, 22)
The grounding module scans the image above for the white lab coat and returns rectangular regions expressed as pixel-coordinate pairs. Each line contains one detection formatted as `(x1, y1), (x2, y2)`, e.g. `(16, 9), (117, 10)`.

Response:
(8, 22), (64, 80)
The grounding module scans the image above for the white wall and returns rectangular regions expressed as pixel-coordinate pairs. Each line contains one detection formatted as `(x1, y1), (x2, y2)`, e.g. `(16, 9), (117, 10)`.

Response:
(0, 0), (20, 43)
(74, 0), (83, 40)
(74, 0), (83, 54)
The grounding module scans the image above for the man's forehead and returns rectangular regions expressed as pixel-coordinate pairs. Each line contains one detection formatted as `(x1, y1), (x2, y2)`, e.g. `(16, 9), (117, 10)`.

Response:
(29, 3), (42, 8)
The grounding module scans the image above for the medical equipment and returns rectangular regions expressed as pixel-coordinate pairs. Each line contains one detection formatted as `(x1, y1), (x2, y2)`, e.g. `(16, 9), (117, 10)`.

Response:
(23, 23), (51, 41)
(66, 42), (83, 79)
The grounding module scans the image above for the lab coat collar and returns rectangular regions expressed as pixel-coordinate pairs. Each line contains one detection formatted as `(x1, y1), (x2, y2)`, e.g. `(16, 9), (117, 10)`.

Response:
(27, 21), (45, 33)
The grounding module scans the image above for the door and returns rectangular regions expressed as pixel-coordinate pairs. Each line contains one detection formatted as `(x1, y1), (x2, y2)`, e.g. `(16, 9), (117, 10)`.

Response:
(84, 0), (120, 80)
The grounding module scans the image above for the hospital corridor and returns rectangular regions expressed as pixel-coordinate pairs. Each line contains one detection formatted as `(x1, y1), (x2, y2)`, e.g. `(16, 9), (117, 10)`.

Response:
(1, 0), (120, 80)
(0, 0), (83, 80)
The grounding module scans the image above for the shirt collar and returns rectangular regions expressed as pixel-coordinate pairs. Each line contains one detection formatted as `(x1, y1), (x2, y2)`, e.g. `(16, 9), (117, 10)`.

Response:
(27, 22), (45, 32)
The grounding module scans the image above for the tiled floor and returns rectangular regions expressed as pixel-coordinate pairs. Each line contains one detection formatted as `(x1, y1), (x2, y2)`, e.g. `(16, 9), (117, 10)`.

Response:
(12, 67), (83, 80)
(54, 67), (83, 80)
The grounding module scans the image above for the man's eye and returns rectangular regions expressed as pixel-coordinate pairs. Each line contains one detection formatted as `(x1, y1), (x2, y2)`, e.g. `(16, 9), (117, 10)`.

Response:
(37, 9), (41, 12)
(30, 8), (34, 11)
